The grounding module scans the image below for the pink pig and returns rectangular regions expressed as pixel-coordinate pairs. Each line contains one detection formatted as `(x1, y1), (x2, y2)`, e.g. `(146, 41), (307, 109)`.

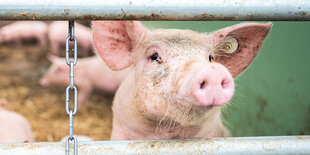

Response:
(0, 21), (48, 47)
(92, 21), (272, 140)
(0, 99), (34, 143)
(48, 21), (93, 56)
(39, 55), (131, 107)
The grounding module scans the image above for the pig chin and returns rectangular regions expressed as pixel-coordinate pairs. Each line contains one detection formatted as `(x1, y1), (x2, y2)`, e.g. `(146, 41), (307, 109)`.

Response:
(137, 96), (217, 127)
(167, 99), (220, 127)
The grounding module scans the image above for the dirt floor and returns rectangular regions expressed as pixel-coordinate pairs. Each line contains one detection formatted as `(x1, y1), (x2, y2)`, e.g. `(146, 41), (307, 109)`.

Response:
(0, 44), (113, 142)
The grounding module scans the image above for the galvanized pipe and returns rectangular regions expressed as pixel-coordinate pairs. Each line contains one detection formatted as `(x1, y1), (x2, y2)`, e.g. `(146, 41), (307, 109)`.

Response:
(0, 0), (309, 21)
(0, 136), (309, 155)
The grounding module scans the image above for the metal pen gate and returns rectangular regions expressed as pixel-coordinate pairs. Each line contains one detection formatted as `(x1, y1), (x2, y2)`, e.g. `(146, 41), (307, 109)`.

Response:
(0, 0), (309, 154)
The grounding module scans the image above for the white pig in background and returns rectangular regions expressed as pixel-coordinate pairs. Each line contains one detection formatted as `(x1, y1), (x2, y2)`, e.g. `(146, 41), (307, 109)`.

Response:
(39, 55), (131, 107)
(0, 99), (34, 143)
(0, 21), (48, 47)
(48, 21), (93, 56)
(92, 21), (272, 140)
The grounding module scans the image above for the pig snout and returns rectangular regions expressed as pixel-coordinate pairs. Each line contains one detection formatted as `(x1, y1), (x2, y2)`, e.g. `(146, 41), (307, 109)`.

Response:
(190, 63), (234, 106)
(39, 78), (49, 87)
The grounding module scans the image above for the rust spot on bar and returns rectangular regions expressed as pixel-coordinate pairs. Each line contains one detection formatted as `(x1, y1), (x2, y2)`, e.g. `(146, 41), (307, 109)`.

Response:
(121, 8), (126, 16)
(295, 11), (308, 16)
(151, 12), (159, 18)
(126, 139), (214, 151)
(301, 11), (308, 16)
(64, 9), (70, 15)
(19, 12), (28, 16)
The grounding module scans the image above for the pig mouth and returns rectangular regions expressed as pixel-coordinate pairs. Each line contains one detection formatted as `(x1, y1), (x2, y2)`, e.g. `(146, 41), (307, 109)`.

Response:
(135, 90), (218, 128)
(156, 99), (216, 127)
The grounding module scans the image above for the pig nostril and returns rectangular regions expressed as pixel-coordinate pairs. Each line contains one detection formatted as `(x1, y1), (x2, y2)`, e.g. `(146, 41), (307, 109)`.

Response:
(221, 80), (226, 88)
(221, 79), (229, 89)
(200, 81), (206, 89)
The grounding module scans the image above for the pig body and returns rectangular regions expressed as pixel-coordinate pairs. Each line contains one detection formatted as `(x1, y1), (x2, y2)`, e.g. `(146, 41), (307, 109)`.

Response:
(0, 21), (47, 47)
(48, 21), (93, 56)
(93, 21), (272, 140)
(0, 99), (34, 143)
(40, 56), (131, 107)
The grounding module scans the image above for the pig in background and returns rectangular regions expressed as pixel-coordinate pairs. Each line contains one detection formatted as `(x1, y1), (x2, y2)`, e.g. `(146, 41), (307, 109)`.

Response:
(48, 21), (93, 57)
(0, 21), (93, 57)
(0, 21), (48, 47)
(92, 21), (272, 140)
(39, 55), (131, 108)
(0, 99), (34, 143)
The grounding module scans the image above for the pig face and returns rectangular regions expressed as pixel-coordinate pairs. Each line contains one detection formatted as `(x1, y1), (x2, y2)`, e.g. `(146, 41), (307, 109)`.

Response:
(93, 21), (271, 127)
(39, 55), (68, 87)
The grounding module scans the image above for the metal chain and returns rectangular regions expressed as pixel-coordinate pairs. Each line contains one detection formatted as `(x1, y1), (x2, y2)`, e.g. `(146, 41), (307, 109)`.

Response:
(65, 21), (78, 155)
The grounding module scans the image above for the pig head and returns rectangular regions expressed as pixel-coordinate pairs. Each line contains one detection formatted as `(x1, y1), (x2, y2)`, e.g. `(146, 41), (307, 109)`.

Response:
(39, 55), (69, 87)
(93, 21), (271, 140)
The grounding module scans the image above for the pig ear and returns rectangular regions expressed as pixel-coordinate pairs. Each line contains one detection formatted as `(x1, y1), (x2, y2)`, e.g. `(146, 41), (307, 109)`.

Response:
(207, 23), (272, 77)
(0, 99), (10, 110)
(92, 21), (145, 70)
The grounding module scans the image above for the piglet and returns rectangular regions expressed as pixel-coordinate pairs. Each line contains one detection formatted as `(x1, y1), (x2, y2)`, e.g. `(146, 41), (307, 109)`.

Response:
(92, 21), (272, 140)
(39, 55), (131, 107)
(0, 21), (47, 47)
(0, 99), (34, 143)
(48, 21), (93, 56)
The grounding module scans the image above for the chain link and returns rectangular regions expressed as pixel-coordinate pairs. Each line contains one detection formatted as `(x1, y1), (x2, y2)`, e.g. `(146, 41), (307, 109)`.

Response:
(65, 136), (77, 155)
(66, 86), (77, 115)
(65, 37), (77, 66)
(65, 21), (78, 155)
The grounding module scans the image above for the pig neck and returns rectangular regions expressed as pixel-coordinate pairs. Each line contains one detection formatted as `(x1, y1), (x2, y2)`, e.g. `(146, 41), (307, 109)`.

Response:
(112, 71), (227, 140)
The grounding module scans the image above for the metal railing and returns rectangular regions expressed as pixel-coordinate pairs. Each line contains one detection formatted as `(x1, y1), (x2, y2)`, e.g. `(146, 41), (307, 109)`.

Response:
(0, 136), (309, 154)
(0, 0), (309, 21)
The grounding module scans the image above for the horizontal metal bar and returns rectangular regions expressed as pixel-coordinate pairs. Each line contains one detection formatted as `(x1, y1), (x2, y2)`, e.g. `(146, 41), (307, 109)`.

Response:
(0, 0), (309, 21)
(0, 136), (309, 154)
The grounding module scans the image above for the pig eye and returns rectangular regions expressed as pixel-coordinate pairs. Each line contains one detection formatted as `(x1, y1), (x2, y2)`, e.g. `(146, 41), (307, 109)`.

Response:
(150, 53), (159, 61)
(209, 55), (214, 62)
(148, 53), (163, 64)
